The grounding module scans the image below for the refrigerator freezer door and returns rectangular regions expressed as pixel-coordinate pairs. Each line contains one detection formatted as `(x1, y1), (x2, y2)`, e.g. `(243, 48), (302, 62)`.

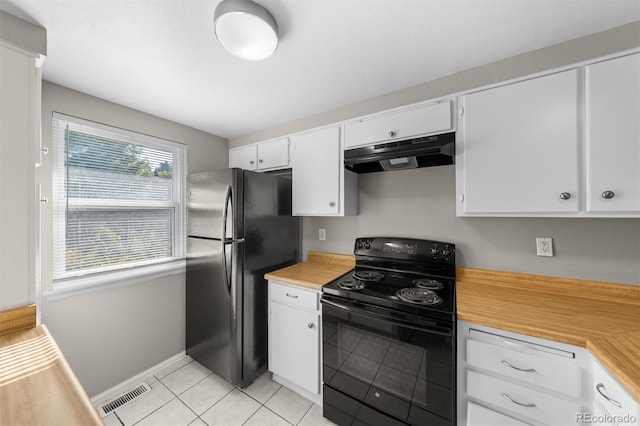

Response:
(187, 170), (236, 240)
(186, 236), (239, 384)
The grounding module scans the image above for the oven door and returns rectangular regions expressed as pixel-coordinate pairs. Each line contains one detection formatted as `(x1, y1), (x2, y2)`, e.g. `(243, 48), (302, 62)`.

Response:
(321, 295), (455, 426)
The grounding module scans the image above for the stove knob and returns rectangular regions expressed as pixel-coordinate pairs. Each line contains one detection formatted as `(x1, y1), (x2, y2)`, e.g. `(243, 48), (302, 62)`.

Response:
(430, 247), (440, 256)
(441, 249), (451, 257)
(364, 242), (371, 249)
(356, 242), (363, 249)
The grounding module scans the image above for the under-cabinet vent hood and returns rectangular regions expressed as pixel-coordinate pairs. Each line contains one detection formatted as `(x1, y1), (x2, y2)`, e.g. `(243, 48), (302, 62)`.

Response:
(344, 131), (455, 173)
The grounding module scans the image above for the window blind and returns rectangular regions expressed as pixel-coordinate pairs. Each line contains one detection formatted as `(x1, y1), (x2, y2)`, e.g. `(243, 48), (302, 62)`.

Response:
(52, 113), (186, 285)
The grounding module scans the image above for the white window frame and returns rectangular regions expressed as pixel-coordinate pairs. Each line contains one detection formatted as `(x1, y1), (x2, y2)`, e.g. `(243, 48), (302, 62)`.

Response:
(48, 112), (187, 298)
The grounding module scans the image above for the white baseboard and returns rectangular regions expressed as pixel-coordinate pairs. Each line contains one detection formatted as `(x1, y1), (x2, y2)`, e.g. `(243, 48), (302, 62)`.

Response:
(91, 351), (187, 405)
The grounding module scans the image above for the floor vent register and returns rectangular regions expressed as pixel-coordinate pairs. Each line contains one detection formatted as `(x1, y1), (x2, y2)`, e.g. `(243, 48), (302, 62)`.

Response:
(98, 382), (151, 417)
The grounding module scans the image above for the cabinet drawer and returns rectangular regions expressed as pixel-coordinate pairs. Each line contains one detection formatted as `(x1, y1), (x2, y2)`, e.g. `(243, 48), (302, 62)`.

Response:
(467, 402), (531, 426)
(466, 338), (581, 397)
(344, 101), (452, 149)
(592, 359), (639, 424)
(269, 281), (318, 311)
(467, 370), (582, 425)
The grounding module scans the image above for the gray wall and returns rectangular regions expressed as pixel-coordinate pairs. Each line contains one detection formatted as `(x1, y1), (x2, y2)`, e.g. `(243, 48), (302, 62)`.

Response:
(303, 167), (640, 285)
(40, 81), (228, 396)
(230, 21), (640, 286)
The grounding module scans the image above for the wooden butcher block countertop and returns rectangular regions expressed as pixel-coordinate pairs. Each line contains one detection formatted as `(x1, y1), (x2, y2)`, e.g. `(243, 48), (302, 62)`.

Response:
(264, 251), (355, 291)
(457, 267), (640, 403)
(0, 306), (103, 426)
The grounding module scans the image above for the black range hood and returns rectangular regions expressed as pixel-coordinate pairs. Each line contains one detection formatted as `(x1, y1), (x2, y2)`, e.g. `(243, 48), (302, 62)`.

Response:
(344, 131), (455, 174)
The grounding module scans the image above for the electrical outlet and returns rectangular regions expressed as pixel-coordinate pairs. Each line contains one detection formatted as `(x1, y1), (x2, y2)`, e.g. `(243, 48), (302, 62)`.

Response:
(536, 237), (553, 257)
(319, 228), (326, 241)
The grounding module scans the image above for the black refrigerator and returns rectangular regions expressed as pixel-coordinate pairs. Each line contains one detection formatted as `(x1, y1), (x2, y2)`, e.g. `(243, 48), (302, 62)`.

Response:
(186, 168), (300, 388)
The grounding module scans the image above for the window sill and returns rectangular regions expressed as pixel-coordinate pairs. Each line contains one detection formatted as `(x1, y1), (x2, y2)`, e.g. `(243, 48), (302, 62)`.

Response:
(44, 259), (185, 301)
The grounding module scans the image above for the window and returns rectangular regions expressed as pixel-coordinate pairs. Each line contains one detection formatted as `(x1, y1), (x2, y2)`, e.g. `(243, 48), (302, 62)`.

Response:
(51, 113), (186, 291)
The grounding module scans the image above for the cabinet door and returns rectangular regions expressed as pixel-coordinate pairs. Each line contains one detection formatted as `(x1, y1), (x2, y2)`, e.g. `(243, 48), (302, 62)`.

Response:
(345, 101), (452, 149)
(269, 300), (320, 394)
(229, 145), (257, 170)
(586, 53), (640, 213)
(257, 138), (289, 170)
(458, 70), (580, 214)
(291, 126), (341, 215)
(466, 402), (530, 426)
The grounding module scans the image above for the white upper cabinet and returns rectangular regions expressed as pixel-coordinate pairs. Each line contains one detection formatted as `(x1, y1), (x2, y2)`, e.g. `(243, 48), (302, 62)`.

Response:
(457, 69), (580, 215)
(457, 52), (640, 217)
(585, 53), (640, 213)
(344, 100), (453, 149)
(257, 138), (290, 170)
(229, 137), (290, 172)
(291, 125), (357, 216)
(229, 144), (257, 170)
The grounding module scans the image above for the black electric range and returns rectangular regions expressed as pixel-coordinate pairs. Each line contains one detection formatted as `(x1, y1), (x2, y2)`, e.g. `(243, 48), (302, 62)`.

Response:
(321, 237), (456, 426)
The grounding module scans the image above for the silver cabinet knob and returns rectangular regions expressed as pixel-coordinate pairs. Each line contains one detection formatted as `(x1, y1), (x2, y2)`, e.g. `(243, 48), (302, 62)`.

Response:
(249, 160), (255, 165)
(259, 159), (264, 163)
(559, 192), (571, 200)
(307, 322), (314, 329)
(388, 131), (397, 138)
(329, 201), (336, 207)
(601, 191), (615, 200)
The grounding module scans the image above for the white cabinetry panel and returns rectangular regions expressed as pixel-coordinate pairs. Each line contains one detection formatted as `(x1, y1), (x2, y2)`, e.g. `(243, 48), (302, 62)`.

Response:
(466, 401), (531, 426)
(467, 369), (582, 425)
(592, 357), (640, 425)
(268, 281), (322, 403)
(229, 138), (290, 171)
(269, 300), (320, 394)
(344, 101), (453, 149)
(257, 138), (289, 170)
(458, 69), (580, 214)
(585, 53), (640, 213)
(229, 144), (257, 170)
(291, 125), (357, 216)
(466, 338), (582, 398)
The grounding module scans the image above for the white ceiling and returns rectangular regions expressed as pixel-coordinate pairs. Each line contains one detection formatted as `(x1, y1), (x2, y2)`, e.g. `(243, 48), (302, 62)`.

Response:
(3, 0), (639, 139)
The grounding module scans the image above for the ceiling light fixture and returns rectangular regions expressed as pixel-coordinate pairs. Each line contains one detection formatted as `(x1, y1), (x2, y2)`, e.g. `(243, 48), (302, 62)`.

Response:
(213, 0), (279, 61)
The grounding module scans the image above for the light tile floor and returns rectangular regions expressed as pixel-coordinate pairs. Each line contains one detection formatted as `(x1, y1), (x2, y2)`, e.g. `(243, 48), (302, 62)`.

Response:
(98, 356), (336, 426)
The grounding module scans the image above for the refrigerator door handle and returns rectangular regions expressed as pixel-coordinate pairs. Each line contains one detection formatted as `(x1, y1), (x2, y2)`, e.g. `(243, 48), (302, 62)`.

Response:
(222, 241), (231, 296)
(222, 185), (232, 241)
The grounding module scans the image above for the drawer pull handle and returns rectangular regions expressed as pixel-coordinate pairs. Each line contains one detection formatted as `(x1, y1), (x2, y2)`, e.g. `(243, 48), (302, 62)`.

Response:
(285, 293), (298, 299)
(501, 393), (536, 408)
(501, 360), (536, 373)
(499, 337), (532, 350)
(596, 383), (622, 408)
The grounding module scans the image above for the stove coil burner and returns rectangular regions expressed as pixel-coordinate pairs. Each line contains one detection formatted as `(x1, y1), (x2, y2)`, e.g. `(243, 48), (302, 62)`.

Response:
(338, 280), (365, 291)
(396, 288), (442, 305)
(413, 278), (444, 290)
(352, 270), (384, 282)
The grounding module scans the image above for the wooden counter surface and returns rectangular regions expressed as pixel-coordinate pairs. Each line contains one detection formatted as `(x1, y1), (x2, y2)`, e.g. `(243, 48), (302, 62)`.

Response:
(0, 324), (103, 426)
(457, 267), (640, 402)
(264, 251), (355, 291)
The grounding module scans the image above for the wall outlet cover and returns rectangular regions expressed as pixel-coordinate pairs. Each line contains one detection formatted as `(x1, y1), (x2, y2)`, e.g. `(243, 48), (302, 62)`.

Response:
(536, 237), (553, 257)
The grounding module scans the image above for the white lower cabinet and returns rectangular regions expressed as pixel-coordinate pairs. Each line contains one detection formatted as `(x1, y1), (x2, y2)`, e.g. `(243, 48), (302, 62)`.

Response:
(592, 357), (639, 426)
(458, 321), (591, 426)
(467, 401), (531, 426)
(268, 281), (322, 405)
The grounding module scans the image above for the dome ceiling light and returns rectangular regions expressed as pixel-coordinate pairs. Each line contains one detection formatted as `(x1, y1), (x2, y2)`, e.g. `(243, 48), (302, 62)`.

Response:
(213, 0), (279, 61)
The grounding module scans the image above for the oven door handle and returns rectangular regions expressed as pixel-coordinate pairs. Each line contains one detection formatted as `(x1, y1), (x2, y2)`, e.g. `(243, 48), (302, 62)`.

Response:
(321, 298), (452, 336)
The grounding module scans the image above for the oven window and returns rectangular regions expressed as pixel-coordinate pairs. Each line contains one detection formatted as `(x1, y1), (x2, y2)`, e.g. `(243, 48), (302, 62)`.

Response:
(323, 315), (453, 425)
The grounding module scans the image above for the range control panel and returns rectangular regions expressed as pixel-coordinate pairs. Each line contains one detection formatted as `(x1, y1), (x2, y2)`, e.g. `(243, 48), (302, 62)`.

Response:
(354, 237), (455, 263)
